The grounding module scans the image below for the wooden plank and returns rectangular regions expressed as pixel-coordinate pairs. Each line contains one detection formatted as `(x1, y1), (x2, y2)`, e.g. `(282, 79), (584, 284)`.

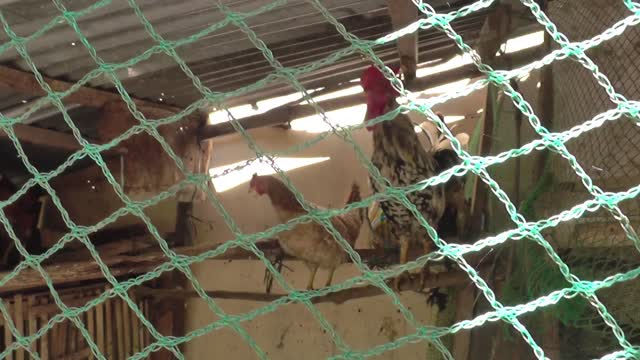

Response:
(0, 123), (127, 156)
(131, 293), (140, 353)
(4, 300), (14, 360)
(0, 237), (476, 294)
(143, 299), (150, 348)
(96, 293), (105, 357)
(0, 65), (179, 113)
(66, 296), (76, 353)
(50, 320), (60, 359)
(115, 298), (124, 360)
(14, 295), (24, 360)
(54, 347), (92, 360)
(138, 299), (145, 351)
(387, 0), (419, 81)
(533, 23), (554, 181)
(76, 307), (84, 358)
(68, 315), (76, 356)
(39, 298), (49, 360)
(87, 299), (95, 360)
(105, 292), (113, 358)
(122, 300), (131, 357)
(28, 296), (37, 355)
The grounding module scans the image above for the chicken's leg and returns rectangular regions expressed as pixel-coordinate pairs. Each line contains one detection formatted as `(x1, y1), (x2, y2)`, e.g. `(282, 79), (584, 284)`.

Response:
(450, 184), (469, 242)
(420, 238), (435, 289)
(456, 200), (470, 243)
(325, 267), (336, 288)
(393, 237), (410, 291)
(306, 264), (318, 290)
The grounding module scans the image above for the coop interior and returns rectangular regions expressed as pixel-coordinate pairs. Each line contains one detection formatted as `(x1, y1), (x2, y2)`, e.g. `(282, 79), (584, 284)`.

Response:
(0, 0), (639, 359)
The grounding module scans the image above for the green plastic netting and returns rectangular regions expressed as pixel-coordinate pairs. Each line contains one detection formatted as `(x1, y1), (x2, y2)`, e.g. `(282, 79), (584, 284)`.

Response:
(2, 0), (640, 359)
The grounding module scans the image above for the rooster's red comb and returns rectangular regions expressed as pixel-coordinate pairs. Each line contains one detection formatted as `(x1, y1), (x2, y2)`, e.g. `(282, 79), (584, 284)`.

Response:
(360, 64), (401, 93)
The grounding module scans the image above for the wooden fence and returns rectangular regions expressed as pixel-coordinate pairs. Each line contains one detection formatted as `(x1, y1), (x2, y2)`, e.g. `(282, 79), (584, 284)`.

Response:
(0, 283), (151, 359)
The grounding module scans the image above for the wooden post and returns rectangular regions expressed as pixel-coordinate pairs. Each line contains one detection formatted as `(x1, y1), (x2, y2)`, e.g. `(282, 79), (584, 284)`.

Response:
(96, 292), (105, 356)
(87, 298), (95, 360)
(149, 201), (193, 360)
(40, 297), (49, 360)
(3, 300), (13, 360)
(538, 23), (559, 342)
(144, 299), (151, 348)
(138, 298), (145, 351)
(387, 0), (419, 81)
(28, 297), (37, 355)
(131, 292), (140, 353)
(534, 23), (554, 181)
(115, 298), (124, 359)
(466, 4), (513, 360)
(14, 295), (23, 360)
(122, 300), (131, 357)
(105, 292), (113, 358)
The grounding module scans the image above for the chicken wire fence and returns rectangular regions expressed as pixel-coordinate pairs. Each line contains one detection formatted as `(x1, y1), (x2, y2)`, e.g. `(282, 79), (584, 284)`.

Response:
(1, 0), (640, 359)
(497, 1), (640, 358)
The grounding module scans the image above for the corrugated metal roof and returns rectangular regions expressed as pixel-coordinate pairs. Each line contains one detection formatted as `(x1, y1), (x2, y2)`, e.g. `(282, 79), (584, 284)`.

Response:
(0, 0), (486, 110)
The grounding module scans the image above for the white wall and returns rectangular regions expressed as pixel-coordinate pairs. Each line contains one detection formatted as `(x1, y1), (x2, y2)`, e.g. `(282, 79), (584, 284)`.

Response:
(185, 95), (483, 359)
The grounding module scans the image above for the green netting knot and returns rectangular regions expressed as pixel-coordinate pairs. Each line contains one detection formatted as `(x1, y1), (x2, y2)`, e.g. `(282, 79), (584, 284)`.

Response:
(623, 0), (640, 13)
(224, 11), (245, 25)
(573, 280), (596, 295)
(428, 13), (450, 28)
(487, 70), (508, 85)
(9, 35), (26, 46)
(619, 100), (640, 117)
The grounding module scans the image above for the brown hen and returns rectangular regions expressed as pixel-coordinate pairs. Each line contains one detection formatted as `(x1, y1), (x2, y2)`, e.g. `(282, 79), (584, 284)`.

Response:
(249, 174), (363, 290)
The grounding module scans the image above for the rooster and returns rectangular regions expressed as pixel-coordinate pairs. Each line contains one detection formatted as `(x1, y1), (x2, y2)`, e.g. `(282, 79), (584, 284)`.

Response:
(249, 174), (363, 290)
(360, 64), (468, 307)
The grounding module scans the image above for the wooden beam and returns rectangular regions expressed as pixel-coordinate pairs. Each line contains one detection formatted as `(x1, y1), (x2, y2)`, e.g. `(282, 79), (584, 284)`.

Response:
(0, 236), (483, 295)
(387, 0), (419, 81)
(0, 65), (179, 112)
(134, 264), (498, 305)
(200, 45), (541, 139)
(0, 123), (126, 156)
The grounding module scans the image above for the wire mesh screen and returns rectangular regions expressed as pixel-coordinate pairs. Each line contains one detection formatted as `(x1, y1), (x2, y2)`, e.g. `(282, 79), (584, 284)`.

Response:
(549, 0), (640, 189)
(520, 0), (640, 358)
